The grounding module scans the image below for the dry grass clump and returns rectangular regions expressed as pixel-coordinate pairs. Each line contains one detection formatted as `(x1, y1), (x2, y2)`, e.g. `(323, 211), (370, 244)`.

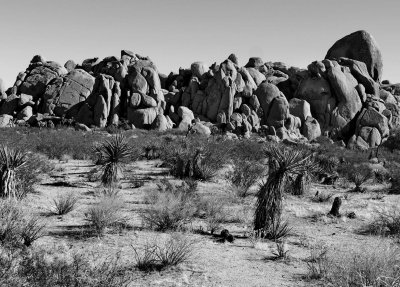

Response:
(85, 197), (127, 237)
(323, 243), (400, 287)
(0, 200), (45, 248)
(226, 160), (264, 197)
(132, 234), (195, 272)
(161, 138), (228, 181)
(363, 208), (400, 237)
(15, 247), (132, 287)
(51, 192), (78, 215)
(0, 146), (28, 198)
(141, 179), (198, 232)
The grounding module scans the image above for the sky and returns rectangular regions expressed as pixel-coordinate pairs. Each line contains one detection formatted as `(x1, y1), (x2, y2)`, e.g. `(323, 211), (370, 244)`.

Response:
(1, 0), (400, 88)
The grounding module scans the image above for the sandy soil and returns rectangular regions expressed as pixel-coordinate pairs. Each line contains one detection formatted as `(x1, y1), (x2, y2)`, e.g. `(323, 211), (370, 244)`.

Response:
(21, 158), (398, 287)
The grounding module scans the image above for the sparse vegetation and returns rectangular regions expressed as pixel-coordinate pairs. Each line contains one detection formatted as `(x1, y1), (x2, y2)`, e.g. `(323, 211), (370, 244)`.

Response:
(0, 146), (28, 198)
(270, 241), (289, 261)
(226, 160), (264, 197)
(364, 208), (400, 237)
(85, 197), (127, 236)
(132, 234), (195, 271)
(51, 192), (78, 215)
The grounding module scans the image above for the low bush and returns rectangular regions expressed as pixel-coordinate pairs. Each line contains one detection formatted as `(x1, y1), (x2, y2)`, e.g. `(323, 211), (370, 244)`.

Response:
(51, 192), (78, 215)
(85, 197), (127, 237)
(226, 160), (264, 197)
(270, 241), (289, 261)
(306, 241), (329, 280)
(0, 200), (45, 248)
(141, 190), (196, 232)
(322, 243), (400, 287)
(132, 234), (195, 272)
(17, 247), (132, 287)
(364, 209), (400, 237)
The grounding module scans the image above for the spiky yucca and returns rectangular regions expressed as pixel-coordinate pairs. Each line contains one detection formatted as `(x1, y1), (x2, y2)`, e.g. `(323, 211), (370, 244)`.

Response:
(254, 146), (316, 231)
(0, 146), (27, 198)
(93, 134), (132, 188)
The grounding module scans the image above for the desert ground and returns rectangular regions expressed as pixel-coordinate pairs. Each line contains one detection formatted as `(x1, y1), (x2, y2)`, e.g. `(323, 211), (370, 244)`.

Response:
(0, 128), (398, 287)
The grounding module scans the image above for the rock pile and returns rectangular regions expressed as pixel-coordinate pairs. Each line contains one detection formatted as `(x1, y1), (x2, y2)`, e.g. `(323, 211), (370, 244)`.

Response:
(0, 30), (398, 149)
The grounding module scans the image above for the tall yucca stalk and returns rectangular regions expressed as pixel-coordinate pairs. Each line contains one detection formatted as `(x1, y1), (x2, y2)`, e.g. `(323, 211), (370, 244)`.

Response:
(254, 146), (316, 231)
(0, 146), (27, 198)
(94, 134), (132, 189)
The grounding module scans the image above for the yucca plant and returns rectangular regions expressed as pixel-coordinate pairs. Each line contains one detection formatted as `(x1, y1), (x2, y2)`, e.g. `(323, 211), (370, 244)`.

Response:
(348, 169), (371, 193)
(93, 134), (132, 189)
(254, 146), (317, 232)
(0, 146), (27, 198)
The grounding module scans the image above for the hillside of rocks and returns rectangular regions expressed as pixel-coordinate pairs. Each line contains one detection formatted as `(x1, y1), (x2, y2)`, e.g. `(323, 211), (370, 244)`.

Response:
(1, 30), (400, 149)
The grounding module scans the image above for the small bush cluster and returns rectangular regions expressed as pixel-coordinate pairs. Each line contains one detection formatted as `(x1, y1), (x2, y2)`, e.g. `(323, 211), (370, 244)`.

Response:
(226, 160), (264, 197)
(85, 197), (127, 236)
(132, 234), (195, 272)
(161, 138), (229, 181)
(0, 200), (45, 248)
(0, 246), (133, 287)
(364, 209), (400, 237)
(141, 186), (196, 232)
(51, 192), (78, 215)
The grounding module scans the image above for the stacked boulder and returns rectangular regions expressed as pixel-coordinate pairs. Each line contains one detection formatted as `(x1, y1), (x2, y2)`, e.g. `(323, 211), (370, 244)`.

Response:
(0, 29), (399, 149)
(0, 51), (173, 130)
(164, 56), (305, 139)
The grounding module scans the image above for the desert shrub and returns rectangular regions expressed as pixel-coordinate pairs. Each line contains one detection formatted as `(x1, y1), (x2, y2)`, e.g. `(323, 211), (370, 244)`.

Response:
(18, 247), (132, 287)
(228, 139), (268, 162)
(0, 200), (45, 248)
(85, 197), (127, 236)
(141, 190), (196, 232)
(270, 241), (289, 260)
(0, 247), (22, 286)
(364, 209), (400, 237)
(347, 168), (372, 193)
(382, 128), (400, 152)
(315, 154), (339, 174)
(160, 137), (228, 181)
(226, 160), (264, 197)
(51, 192), (78, 215)
(373, 168), (391, 184)
(16, 153), (53, 199)
(20, 217), (46, 247)
(322, 243), (400, 287)
(200, 200), (228, 234)
(93, 134), (133, 189)
(132, 234), (195, 271)
(306, 242), (329, 280)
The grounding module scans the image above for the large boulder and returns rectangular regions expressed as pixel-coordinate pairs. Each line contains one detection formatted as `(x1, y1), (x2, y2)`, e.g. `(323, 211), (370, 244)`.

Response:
(127, 107), (158, 128)
(43, 69), (95, 116)
(191, 62), (208, 78)
(357, 107), (389, 138)
(295, 76), (334, 128)
(18, 59), (67, 100)
(325, 30), (383, 82)
(255, 82), (281, 120)
(0, 115), (13, 127)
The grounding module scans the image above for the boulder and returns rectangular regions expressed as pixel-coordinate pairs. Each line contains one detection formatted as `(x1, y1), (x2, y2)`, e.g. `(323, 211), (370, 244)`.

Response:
(325, 30), (383, 81)
(245, 57), (264, 69)
(191, 62), (208, 78)
(151, 114), (169, 131)
(191, 122), (211, 136)
(358, 126), (381, 147)
(295, 76), (334, 128)
(266, 96), (289, 128)
(43, 69), (95, 116)
(64, 60), (76, 72)
(255, 82), (281, 119)
(0, 115), (13, 127)
(246, 67), (266, 86)
(127, 107), (158, 128)
(289, 98), (312, 123)
(357, 108), (389, 138)
(0, 78), (6, 99)
(178, 106), (194, 121)
(302, 116), (321, 141)
(0, 95), (19, 115)
(19, 61), (67, 99)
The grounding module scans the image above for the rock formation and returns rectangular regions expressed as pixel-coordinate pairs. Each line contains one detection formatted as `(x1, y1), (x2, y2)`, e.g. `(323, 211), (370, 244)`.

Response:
(0, 30), (398, 149)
